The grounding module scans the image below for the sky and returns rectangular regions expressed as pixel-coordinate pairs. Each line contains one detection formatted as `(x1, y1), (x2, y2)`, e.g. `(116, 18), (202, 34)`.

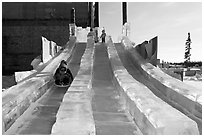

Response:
(99, 2), (202, 63)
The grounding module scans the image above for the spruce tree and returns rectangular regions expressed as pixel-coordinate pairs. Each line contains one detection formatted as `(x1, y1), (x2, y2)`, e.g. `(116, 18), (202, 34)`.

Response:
(184, 32), (191, 67)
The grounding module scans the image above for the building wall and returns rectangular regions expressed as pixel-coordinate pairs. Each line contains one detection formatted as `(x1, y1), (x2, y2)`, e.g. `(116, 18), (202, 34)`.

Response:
(2, 2), (89, 75)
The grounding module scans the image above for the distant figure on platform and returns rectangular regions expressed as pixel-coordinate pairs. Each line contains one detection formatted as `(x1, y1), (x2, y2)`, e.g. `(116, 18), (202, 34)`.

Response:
(100, 29), (106, 43)
(54, 60), (73, 87)
(87, 28), (95, 37)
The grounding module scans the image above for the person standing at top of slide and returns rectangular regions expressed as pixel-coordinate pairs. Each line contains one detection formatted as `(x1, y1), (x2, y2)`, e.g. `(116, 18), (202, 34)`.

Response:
(87, 28), (95, 37)
(100, 29), (106, 43)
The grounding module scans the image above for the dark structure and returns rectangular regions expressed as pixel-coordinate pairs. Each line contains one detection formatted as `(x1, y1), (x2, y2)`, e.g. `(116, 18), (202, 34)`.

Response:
(88, 2), (93, 28)
(88, 2), (99, 28)
(71, 8), (76, 24)
(122, 2), (127, 25)
(135, 36), (158, 66)
(2, 2), (89, 75)
(94, 2), (99, 27)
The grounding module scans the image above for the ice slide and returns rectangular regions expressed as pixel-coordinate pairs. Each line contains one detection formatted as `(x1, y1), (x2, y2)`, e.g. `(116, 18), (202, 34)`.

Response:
(3, 35), (201, 135)
(111, 36), (201, 134)
(51, 36), (200, 135)
(3, 38), (87, 134)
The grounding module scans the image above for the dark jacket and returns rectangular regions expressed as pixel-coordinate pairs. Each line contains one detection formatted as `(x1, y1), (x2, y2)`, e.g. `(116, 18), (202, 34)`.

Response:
(54, 60), (73, 81)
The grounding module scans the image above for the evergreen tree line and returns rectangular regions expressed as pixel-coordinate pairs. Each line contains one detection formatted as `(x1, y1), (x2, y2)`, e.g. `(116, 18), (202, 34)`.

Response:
(169, 61), (202, 67)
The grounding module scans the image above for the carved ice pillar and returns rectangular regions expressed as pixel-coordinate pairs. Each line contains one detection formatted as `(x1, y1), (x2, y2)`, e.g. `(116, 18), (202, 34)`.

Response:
(42, 36), (52, 63)
(122, 22), (130, 37)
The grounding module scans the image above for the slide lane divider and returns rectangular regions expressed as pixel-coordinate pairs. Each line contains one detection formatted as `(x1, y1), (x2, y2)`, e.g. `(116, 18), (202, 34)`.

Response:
(51, 37), (95, 135)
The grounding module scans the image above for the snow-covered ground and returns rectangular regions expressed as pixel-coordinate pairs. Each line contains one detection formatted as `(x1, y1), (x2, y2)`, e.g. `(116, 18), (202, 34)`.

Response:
(183, 74), (202, 92)
(183, 79), (202, 91)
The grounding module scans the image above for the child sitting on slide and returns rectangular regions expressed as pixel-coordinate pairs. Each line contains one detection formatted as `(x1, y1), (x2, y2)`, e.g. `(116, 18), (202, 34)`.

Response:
(54, 60), (73, 86)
